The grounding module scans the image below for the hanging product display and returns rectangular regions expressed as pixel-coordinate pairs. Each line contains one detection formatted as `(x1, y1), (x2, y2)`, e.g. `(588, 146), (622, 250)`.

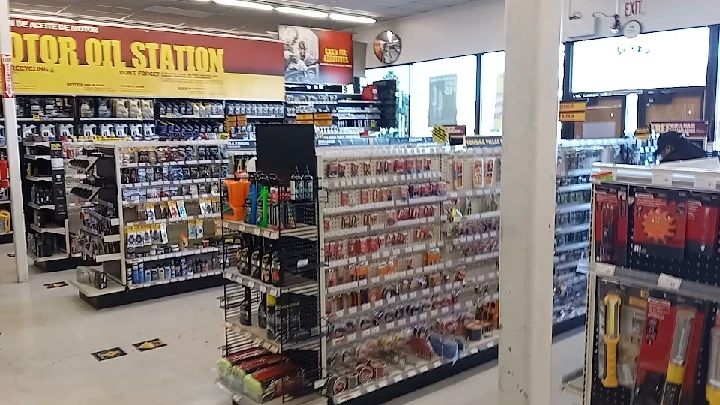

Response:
(582, 163), (720, 405)
(317, 144), (501, 404)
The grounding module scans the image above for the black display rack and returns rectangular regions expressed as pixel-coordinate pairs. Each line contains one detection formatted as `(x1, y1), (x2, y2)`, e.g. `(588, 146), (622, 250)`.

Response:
(584, 164), (720, 405)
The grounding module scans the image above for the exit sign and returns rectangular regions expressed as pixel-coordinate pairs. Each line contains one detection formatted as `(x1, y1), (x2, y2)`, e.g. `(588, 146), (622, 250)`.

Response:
(625, 0), (645, 17)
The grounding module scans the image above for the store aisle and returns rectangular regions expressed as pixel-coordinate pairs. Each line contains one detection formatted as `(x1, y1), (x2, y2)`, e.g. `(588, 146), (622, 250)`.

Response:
(0, 270), (585, 405)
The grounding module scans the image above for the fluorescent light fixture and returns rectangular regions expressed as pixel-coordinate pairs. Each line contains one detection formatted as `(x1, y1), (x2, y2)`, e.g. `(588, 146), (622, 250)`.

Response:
(275, 7), (328, 18)
(329, 13), (376, 24)
(212, 0), (273, 11)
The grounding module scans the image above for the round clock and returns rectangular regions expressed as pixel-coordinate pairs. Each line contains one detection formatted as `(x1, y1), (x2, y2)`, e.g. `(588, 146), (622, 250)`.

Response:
(373, 30), (402, 64)
(623, 20), (642, 38)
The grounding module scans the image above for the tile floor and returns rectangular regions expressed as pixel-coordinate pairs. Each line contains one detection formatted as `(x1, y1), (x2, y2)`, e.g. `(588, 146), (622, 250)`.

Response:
(0, 259), (586, 405)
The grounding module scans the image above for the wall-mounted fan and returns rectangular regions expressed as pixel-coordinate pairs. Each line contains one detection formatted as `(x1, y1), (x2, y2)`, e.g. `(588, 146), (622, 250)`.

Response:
(373, 30), (402, 64)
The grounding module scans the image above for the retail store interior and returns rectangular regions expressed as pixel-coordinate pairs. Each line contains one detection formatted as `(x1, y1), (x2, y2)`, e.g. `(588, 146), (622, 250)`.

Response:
(2, 0), (720, 405)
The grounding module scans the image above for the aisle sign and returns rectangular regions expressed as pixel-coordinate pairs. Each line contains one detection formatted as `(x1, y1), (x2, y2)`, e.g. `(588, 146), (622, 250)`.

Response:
(559, 101), (587, 122)
(9, 17), (285, 99)
(2, 53), (13, 98)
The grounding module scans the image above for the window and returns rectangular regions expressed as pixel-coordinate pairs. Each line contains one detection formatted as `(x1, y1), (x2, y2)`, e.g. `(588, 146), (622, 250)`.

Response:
(479, 52), (505, 136)
(363, 65), (411, 137)
(480, 46), (564, 137)
(572, 27), (710, 93)
(409, 55), (477, 137)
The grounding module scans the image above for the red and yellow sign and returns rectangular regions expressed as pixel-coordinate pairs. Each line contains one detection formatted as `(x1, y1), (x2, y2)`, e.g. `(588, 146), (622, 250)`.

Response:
(8, 18), (285, 99)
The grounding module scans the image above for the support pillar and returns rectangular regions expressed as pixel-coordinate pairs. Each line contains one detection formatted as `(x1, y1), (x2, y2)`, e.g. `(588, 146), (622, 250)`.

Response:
(498, 0), (562, 402)
(0, 3), (29, 282)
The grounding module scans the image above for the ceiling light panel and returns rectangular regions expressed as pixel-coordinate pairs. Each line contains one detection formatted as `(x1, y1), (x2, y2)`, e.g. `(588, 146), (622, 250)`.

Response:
(329, 13), (376, 23)
(275, 6), (328, 18)
(212, 0), (274, 11)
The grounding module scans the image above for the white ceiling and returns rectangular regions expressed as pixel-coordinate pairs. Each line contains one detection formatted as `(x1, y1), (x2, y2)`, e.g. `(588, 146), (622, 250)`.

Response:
(10, 0), (477, 38)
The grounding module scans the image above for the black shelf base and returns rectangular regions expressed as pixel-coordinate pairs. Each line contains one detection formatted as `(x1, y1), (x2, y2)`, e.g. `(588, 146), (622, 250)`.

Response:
(36, 257), (85, 272)
(78, 274), (225, 309)
(553, 314), (587, 336)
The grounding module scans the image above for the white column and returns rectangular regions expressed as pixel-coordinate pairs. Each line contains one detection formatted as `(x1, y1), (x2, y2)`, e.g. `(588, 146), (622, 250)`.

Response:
(498, 0), (562, 402)
(0, 2), (29, 282)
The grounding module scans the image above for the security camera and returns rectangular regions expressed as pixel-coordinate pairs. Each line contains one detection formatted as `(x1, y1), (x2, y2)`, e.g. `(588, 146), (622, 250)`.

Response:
(610, 14), (622, 35)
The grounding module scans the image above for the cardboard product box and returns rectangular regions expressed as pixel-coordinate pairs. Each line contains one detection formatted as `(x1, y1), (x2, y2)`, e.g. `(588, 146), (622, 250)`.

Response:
(685, 191), (720, 257)
(631, 187), (688, 260)
(594, 183), (630, 266)
(632, 292), (707, 405)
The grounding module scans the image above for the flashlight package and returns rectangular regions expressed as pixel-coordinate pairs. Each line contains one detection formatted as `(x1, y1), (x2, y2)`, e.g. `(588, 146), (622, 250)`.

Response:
(597, 279), (648, 390)
(631, 292), (708, 405)
(685, 191), (720, 258)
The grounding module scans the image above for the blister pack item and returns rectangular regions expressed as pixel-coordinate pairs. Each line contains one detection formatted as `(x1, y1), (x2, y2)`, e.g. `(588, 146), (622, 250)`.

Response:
(145, 203), (156, 221)
(168, 201), (179, 218)
(178, 201), (188, 218)
(160, 223), (169, 244)
(188, 221), (197, 239)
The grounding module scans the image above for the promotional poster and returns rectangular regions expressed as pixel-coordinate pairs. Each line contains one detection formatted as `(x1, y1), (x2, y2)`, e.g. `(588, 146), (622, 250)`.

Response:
(8, 18), (286, 99)
(279, 25), (353, 85)
(428, 74), (457, 126)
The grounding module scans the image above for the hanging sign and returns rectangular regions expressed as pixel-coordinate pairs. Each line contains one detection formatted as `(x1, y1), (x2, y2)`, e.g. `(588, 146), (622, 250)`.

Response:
(9, 17), (285, 99)
(431, 125), (449, 144)
(635, 127), (651, 140)
(466, 136), (502, 148)
(559, 101), (587, 122)
(279, 25), (353, 85)
(429, 74), (458, 126)
(650, 121), (708, 135)
(1, 53), (13, 98)
(445, 125), (466, 146)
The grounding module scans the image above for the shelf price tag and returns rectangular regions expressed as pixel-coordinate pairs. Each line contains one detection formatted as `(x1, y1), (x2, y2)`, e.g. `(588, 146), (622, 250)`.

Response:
(658, 273), (682, 291)
(651, 172), (673, 186)
(594, 263), (616, 277)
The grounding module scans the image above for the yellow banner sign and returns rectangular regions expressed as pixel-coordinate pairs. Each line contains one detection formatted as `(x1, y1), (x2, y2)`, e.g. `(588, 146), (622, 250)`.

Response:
(9, 17), (285, 99)
(559, 101), (587, 113)
(559, 112), (586, 122)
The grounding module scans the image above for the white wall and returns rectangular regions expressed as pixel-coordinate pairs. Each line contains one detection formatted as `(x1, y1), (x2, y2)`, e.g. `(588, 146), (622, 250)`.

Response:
(566, 0), (720, 39)
(353, 0), (505, 68)
(354, 0), (720, 68)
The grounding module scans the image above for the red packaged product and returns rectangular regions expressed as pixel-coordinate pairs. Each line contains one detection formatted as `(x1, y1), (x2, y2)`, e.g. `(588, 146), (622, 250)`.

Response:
(244, 362), (303, 402)
(685, 191), (720, 257)
(632, 296), (705, 405)
(593, 183), (629, 266)
(632, 187), (688, 260)
(226, 347), (270, 364)
(234, 354), (288, 377)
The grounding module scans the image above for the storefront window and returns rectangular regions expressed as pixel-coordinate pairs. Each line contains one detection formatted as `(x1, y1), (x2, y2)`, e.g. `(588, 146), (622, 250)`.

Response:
(480, 52), (505, 136)
(409, 55), (477, 137)
(572, 27), (710, 93)
(480, 47), (564, 137)
(363, 65), (411, 137)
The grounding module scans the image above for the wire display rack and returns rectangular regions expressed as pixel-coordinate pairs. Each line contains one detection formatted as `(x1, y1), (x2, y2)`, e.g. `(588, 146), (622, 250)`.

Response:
(219, 176), (325, 405)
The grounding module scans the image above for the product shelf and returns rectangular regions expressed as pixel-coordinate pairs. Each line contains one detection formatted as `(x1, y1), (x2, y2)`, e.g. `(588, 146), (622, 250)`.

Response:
(320, 172), (443, 190)
(30, 223), (66, 234)
(331, 335), (499, 405)
(30, 252), (68, 263)
(555, 202), (591, 214)
(28, 202), (55, 210)
(224, 270), (318, 297)
(129, 269), (222, 290)
(126, 246), (221, 264)
(224, 220), (318, 241)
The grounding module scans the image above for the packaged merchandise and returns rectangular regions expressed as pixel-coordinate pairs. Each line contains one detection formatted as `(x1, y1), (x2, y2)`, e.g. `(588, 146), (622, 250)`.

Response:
(632, 187), (688, 260)
(243, 362), (304, 403)
(593, 183), (630, 266)
(632, 293), (707, 405)
(596, 280), (647, 389)
(685, 191), (720, 257)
